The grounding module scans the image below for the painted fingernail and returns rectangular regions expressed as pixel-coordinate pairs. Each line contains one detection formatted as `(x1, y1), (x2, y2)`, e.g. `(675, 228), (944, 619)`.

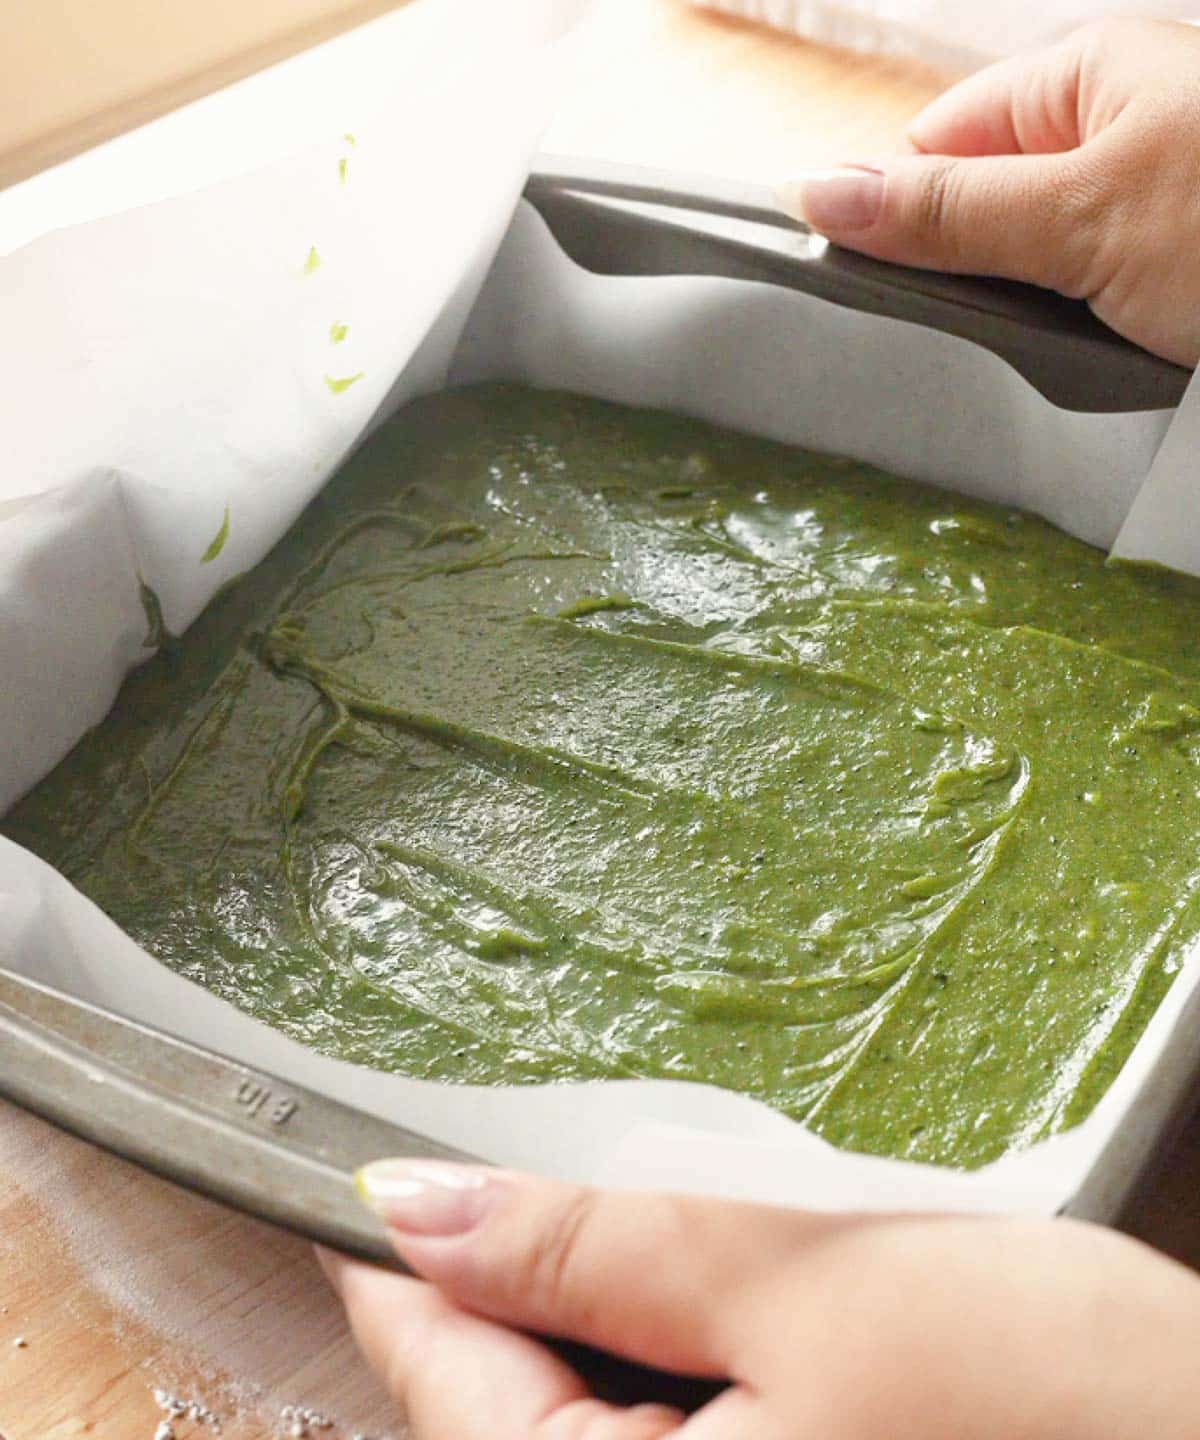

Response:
(776, 166), (884, 232)
(354, 1160), (499, 1236)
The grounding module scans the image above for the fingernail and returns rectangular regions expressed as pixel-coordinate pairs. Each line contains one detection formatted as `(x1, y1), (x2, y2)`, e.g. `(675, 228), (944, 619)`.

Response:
(354, 1160), (499, 1237)
(777, 165), (884, 232)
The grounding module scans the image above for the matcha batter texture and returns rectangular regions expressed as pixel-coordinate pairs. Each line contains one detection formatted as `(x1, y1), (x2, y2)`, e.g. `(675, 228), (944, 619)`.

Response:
(9, 385), (1200, 1169)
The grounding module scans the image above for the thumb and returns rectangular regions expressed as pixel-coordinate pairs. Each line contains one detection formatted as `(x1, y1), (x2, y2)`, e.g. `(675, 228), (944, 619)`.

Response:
(778, 151), (1104, 297)
(354, 1159), (826, 1378)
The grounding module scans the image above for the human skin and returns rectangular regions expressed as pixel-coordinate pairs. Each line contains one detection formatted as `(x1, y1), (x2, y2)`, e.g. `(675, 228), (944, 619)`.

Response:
(778, 18), (1200, 367)
(319, 1160), (1200, 1439)
(320, 24), (1200, 1437)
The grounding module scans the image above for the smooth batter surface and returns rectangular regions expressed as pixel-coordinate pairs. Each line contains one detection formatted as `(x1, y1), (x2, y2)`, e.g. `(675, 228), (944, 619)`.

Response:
(9, 385), (1200, 1169)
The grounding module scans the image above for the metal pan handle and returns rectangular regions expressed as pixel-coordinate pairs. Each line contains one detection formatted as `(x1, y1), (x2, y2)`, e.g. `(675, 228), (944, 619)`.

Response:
(0, 966), (471, 1263)
(0, 966), (726, 1412)
(526, 155), (1190, 415)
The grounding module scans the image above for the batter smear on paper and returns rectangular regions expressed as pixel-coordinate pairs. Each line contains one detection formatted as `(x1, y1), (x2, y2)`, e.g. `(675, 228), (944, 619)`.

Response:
(10, 385), (1200, 1169)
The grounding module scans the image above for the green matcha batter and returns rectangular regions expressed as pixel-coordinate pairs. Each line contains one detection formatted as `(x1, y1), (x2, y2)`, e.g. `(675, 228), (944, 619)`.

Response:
(9, 384), (1200, 1169)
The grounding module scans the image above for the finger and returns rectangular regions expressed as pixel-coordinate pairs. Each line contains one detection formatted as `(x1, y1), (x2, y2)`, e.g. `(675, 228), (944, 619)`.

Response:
(777, 149), (1105, 297)
(910, 18), (1200, 159)
(317, 1248), (687, 1440)
(353, 1161), (828, 1378)
(665, 1388), (779, 1440)
(907, 44), (1086, 157)
(319, 1249), (586, 1436)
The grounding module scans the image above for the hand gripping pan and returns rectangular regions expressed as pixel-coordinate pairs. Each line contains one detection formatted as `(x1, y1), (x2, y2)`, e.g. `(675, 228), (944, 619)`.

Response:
(0, 966), (724, 1411)
(524, 155), (1190, 415)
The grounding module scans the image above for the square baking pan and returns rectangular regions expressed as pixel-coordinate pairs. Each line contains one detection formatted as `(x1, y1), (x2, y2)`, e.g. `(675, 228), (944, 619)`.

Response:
(3, 158), (1197, 1268)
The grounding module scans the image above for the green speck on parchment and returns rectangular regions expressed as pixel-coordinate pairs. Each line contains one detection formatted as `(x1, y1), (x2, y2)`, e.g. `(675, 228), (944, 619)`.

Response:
(343, 132), (357, 146)
(338, 157), (348, 185)
(303, 246), (322, 275)
(326, 373), (364, 395)
(330, 322), (349, 345)
(201, 505), (231, 564)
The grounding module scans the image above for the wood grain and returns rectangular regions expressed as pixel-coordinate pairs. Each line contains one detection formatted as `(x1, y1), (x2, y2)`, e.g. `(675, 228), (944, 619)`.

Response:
(0, 0), (416, 190)
(547, 0), (950, 177)
(2, 2), (1195, 1436)
(0, 1099), (395, 1439)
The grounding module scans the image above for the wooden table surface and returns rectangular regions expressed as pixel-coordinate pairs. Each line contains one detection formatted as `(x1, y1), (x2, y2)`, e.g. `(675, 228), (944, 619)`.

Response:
(3, 2), (1198, 1436)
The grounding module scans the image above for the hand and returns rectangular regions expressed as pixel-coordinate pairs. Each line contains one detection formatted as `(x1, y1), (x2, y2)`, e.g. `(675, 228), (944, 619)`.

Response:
(778, 18), (1200, 367)
(319, 1160), (1200, 1439)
